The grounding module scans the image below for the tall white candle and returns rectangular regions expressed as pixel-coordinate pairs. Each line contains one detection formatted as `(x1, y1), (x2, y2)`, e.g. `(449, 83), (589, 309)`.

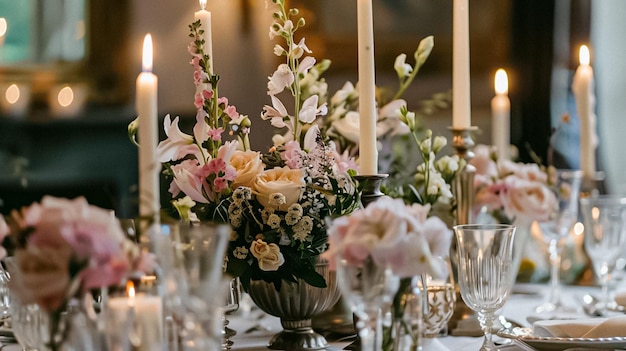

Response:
(452, 0), (471, 129)
(136, 34), (160, 222)
(491, 69), (510, 161)
(357, 0), (378, 175)
(194, 0), (213, 75)
(572, 45), (597, 179)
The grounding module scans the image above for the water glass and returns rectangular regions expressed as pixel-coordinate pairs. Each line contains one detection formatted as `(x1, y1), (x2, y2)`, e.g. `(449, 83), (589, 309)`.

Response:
(535, 169), (583, 313)
(454, 224), (515, 351)
(9, 293), (44, 351)
(580, 195), (626, 312)
(151, 221), (231, 350)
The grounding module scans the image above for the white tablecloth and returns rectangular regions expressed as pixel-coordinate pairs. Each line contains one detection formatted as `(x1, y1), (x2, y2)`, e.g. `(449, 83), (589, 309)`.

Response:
(227, 284), (609, 351)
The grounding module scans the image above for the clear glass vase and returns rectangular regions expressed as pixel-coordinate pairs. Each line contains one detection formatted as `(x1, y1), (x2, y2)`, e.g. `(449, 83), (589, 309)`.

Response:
(11, 294), (104, 351)
(387, 276), (424, 351)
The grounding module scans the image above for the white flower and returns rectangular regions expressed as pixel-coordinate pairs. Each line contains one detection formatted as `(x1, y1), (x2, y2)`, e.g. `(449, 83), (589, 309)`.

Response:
(377, 99), (410, 136)
(267, 214), (281, 229)
(299, 95), (327, 124)
(250, 239), (285, 271)
(394, 53), (413, 78)
(268, 64), (294, 95)
(156, 115), (194, 163)
(290, 38), (312, 59)
(262, 95), (291, 129)
(233, 246), (249, 260)
(330, 81), (356, 107)
(330, 111), (360, 143)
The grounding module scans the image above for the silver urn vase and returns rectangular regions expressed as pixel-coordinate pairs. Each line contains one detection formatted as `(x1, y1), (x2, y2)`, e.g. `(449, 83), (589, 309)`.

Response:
(247, 261), (340, 350)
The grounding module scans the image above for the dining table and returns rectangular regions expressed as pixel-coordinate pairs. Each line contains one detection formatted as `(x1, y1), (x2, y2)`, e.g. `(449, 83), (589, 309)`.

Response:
(225, 282), (626, 351)
(0, 282), (624, 351)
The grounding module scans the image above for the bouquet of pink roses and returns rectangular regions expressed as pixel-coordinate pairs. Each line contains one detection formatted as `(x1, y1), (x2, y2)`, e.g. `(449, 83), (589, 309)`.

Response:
(0, 196), (151, 351)
(469, 144), (557, 223)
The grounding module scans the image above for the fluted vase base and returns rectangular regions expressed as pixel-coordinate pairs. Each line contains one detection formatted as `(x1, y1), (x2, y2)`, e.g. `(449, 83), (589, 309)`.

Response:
(268, 320), (329, 350)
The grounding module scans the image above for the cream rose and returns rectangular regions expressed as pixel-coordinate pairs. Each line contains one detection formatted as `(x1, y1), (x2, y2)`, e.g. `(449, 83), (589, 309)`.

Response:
(230, 150), (265, 189)
(253, 167), (305, 211)
(250, 239), (285, 271)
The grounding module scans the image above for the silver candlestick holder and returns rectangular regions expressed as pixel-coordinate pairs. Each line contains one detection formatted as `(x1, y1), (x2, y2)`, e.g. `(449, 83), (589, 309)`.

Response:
(447, 126), (484, 337)
(354, 174), (389, 208)
(450, 127), (478, 226)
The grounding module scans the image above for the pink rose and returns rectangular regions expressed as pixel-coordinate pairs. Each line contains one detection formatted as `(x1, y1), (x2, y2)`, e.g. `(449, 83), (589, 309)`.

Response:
(499, 160), (548, 183)
(501, 177), (557, 221)
(326, 197), (452, 279)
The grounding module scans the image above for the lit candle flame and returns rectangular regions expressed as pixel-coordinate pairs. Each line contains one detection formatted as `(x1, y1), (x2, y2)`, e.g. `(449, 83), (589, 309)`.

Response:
(142, 34), (153, 73)
(574, 222), (584, 236)
(5, 84), (20, 104)
(495, 68), (508, 95)
(199, 0), (207, 10)
(579, 45), (590, 66)
(0, 18), (7, 37)
(127, 281), (136, 298)
(57, 86), (74, 107)
(592, 206), (600, 220)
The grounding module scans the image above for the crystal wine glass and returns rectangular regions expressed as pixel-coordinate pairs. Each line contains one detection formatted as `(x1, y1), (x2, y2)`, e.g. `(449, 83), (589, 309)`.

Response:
(535, 169), (583, 313)
(580, 195), (626, 314)
(336, 256), (400, 351)
(454, 224), (516, 351)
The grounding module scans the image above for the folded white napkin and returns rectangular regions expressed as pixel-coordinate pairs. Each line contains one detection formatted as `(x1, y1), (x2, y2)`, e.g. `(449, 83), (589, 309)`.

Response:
(533, 315), (626, 338)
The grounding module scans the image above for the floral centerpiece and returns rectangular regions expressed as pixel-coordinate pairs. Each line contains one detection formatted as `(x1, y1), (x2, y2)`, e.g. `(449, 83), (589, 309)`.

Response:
(0, 196), (152, 351)
(156, 0), (360, 292)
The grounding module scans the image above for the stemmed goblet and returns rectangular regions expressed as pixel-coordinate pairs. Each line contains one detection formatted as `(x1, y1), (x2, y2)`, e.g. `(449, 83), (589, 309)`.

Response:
(535, 169), (583, 313)
(580, 195), (626, 314)
(454, 224), (516, 351)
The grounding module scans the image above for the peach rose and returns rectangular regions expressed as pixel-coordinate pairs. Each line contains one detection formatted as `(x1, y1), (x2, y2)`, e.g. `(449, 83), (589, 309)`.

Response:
(250, 239), (285, 271)
(253, 167), (305, 211)
(230, 150), (265, 189)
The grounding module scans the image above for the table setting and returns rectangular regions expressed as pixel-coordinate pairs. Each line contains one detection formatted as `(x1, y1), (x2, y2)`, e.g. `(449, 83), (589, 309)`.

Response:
(1, 0), (625, 351)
